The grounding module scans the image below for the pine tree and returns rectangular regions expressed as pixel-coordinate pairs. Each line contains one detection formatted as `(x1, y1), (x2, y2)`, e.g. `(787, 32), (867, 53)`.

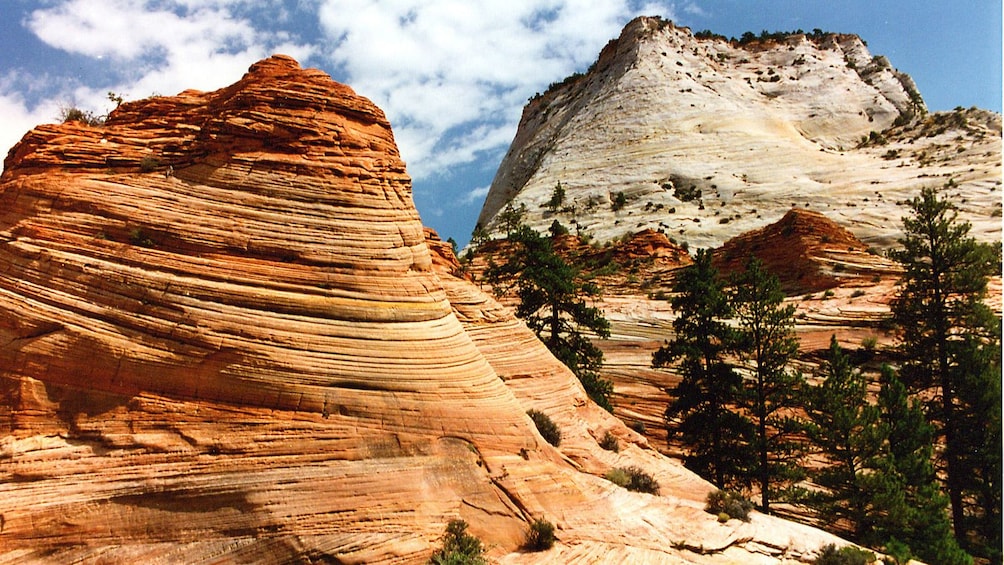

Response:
(730, 256), (805, 512)
(874, 365), (971, 565)
(486, 224), (614, 411)
(889, 185), (1002, 557)
(804, 337), (886, 541)
(546, 181), (565, 213)
(653, 249), (754, 489)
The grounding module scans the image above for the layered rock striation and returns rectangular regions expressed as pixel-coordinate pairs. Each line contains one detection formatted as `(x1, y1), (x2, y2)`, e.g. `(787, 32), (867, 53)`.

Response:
(478, 16), (1001, 251)
(1, 56), (853, 563)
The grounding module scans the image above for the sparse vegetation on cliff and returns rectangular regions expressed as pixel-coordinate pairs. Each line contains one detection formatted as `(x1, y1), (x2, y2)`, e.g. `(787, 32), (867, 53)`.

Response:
(429, 520), (487, 565)
(485, 208), (615, 411)
(527, 409), (561, 447)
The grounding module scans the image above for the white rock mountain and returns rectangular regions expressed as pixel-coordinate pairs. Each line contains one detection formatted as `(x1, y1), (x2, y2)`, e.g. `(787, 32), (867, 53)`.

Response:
(477, 17), (1001, 251)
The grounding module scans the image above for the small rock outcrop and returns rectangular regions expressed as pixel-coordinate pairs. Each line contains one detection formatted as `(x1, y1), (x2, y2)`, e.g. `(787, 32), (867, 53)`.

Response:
(478, 16), (1001, 251)
(714, 208), (900, 293)
(1, 56), (853, 563)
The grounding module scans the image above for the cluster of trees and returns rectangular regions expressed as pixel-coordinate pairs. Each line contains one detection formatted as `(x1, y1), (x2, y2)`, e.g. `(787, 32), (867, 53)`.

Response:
(653, 187), (1000, 564)
(694, 28), (834, 45)
(472, 186), (998, 563)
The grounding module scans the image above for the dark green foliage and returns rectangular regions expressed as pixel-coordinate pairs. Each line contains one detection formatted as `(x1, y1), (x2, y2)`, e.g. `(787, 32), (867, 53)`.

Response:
(611, 191), (627, 211)
(523, 519), (555, 551)
(59, 105), (104, 126)
(705, 489), (754, 522)
(653, 249), (753, 490)
(496, 202), (528, 234)
(467, 225), (489, 255)
(546, 182), (565, 212)
(873, 366), (972, 565)
(548, 219), (569, 237)
(598, 430), (619, 452)
(486, 223), (614, 411)
(429, 519), (486, 565)
(730, 256), (805, 512)
(673, 184), (702, 202)
(804, 337), (886, 541)
(527, 409), (561, 447)
(736, 28), (833, 46)
(890, 185), (1001, 559)
(139, 156), (161, 172)
(812, 544), (874, 565)
(605, 466), (659, 494)
(129, 227), (155, 248)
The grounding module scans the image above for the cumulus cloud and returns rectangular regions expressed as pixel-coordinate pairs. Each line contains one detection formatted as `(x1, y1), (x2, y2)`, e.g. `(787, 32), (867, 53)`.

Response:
(6, 0), (682, 184)
(317, 0), (679, 179)
(0, 91), (61, 164)
(462, 186), (491, 205)
(682, 2), (709, 18)
(18, 0), (316, 128)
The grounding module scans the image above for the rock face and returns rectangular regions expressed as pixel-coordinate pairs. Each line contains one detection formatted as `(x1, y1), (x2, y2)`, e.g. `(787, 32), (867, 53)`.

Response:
(1, 56), (852, 563)
(477, 16), (1001, 251)
(713, 207), (900, 293)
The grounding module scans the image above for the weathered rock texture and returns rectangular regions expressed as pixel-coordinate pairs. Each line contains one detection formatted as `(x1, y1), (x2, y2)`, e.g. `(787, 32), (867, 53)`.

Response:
(478, 16), (1001, 251)
(1, 56), (854, 563)
(713, 207), (901, 294)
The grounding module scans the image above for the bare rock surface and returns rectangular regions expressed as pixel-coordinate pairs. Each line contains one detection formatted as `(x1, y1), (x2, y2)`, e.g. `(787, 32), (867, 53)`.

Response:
(1, 56), (856, 563)
(478, 16), (1001, 251)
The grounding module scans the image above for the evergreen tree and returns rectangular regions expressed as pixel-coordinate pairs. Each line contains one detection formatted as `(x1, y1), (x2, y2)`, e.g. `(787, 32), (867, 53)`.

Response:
(889, 185), (1002, 557)
(874, 365), (971, 565)
(546, 181), (565, 212)
(653, 249), (754, 489)
(486, 223), (614, 411)
(804, 337), (886, 541)
(953, 317), (1002, 563)
(730, 256), (805, 512)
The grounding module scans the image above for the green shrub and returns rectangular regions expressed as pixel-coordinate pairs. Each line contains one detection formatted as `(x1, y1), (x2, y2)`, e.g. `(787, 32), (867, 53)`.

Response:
(812, 544), (874, 565)
(527, 409), (561, 447)
(605, 466), (659, 494)
(429, 519), (486, 565)
(628, 421), (646, 435)
(611, 191), (628, 211)
(599, 430), (620, 452)
(549, 219), (569, 237)
(523, 518), (555, 551)
(851, 289), (866, 298)
(705, 489), (754, 522)
(59, 105), (104, 126)
(605, 467), (630, 487)
(860, 336), (878, 352)
(717, 512), (730, 523)
(129, 227), (155, 248)
(139, 156), (161, 172)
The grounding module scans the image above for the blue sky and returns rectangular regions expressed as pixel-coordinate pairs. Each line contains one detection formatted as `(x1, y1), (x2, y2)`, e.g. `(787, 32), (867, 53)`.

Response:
(1, 1), (1000, 247)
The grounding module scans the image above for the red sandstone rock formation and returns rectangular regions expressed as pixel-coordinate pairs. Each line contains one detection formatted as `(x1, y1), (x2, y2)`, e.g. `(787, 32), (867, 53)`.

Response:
(1, 56), (851, 563)
(713, 208), (900, 293)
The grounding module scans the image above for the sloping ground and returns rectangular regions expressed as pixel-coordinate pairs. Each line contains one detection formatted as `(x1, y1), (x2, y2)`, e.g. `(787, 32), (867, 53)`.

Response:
(477, 16), (1001, 252)
(0, 56), (854, 563)
(428, 231), (854, 563)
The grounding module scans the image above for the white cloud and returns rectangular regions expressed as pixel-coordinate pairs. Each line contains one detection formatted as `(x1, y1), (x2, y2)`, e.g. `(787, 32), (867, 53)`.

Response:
(21, 0), (316, 120)
(462, 186), (491, 205)
(318, 0), (678, 179)
(27, 0), (257, 61)
(682, 2), (709, 18)
(6, 0), (681, 183)
(0, 91), (61, 167)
